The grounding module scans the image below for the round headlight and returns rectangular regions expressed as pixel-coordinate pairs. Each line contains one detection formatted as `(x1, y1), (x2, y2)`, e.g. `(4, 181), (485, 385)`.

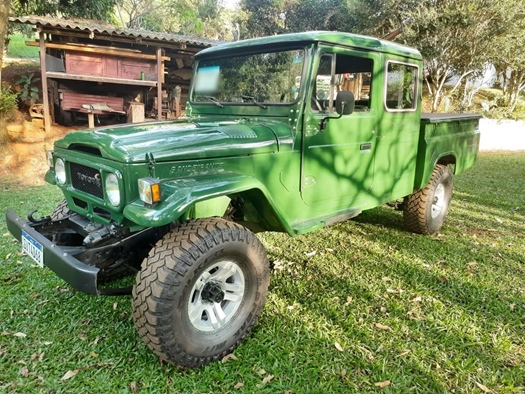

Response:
(55, 158), (66, 185)
(105, 173), (120, 206)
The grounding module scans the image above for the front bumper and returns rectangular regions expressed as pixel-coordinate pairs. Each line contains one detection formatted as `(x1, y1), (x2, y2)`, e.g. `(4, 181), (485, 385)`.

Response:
(6, 210), (102, 295)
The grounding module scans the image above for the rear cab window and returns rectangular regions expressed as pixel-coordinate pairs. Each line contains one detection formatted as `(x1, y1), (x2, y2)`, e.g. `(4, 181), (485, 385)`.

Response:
(385, 61), (419, 112)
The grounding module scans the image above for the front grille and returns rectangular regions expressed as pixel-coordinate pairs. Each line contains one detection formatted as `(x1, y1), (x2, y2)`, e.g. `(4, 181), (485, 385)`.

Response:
(72, 197), (88, 209)
(70, 162), (104, 198)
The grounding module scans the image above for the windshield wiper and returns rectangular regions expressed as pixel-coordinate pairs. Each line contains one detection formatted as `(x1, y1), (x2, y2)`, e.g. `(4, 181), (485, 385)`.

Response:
(241, 95), (267, 109)
(203, 96), (224, 108)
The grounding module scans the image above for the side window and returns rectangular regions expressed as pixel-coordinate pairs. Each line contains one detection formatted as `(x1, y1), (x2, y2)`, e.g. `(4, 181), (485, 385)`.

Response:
(312, 54), (334, 112)
(385, 62), (418, 111)
(311, 53), (374, 113)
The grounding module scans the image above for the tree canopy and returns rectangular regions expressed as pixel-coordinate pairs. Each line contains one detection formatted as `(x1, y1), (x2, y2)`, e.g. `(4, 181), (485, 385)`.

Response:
(12, 0), (116, 21)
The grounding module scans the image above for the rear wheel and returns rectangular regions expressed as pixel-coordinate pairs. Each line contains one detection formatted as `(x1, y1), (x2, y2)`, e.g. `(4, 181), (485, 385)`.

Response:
(403, 164), (453, 235)
(132, 218), (270, 368)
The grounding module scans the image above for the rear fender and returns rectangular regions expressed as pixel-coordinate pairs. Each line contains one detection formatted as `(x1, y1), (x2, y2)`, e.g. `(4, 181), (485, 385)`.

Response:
(414, 117), (481, 189)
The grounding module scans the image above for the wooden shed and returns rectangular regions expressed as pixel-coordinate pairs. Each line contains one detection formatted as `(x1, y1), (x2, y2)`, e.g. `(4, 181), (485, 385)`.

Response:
(9, 16), (221, 132)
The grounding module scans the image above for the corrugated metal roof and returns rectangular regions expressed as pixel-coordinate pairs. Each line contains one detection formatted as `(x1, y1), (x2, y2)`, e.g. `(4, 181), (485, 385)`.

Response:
(9, 16), (221, 48)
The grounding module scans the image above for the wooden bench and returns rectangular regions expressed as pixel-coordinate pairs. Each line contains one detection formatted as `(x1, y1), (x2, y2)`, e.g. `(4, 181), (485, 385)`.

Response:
(60, 91), (126, 128)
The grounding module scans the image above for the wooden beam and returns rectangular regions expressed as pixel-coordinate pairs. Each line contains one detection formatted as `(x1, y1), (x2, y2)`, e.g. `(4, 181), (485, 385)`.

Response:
(163, 52), (196, 60)
(39, 33), (52, 133)
(46, 71), (158, 87)
(157, 47), (162, 120)
(26, 41), (170, 61)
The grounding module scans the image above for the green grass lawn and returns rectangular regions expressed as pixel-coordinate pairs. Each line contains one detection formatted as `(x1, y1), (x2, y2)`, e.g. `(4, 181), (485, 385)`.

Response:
(1, 152), (524, 393)
(6, 34), (40, 59)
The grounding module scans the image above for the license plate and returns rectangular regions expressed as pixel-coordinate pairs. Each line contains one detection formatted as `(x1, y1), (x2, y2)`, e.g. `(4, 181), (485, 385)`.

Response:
(21, 230), (44, 268)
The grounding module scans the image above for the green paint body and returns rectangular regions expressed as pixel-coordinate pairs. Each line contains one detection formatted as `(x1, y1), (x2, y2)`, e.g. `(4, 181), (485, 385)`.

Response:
(46, 32), (480, 235)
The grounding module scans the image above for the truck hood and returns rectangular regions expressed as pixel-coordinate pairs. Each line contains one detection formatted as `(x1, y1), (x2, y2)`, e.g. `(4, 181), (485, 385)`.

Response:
(55, 119), (287, 163)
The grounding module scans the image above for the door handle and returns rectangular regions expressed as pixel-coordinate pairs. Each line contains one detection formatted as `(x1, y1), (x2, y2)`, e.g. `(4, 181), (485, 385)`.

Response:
(360, 143), (372, 151)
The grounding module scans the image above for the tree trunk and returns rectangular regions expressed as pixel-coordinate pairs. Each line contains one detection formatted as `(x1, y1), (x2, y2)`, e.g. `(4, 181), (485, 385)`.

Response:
(0, 0), (11, 146)
(507, 70), (525, 112)
(0, 0), (10, 85)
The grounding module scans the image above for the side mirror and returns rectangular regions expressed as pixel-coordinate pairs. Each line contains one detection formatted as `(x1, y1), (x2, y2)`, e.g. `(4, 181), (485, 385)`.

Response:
(335, 91), (355, 115)
(318, 91), (355, 131)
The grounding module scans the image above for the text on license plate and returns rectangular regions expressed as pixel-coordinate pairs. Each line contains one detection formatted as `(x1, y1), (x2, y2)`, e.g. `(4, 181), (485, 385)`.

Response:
(21, 230), (44, 268)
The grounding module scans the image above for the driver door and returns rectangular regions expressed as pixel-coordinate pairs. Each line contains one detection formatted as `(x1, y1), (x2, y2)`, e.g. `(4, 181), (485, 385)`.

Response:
(301, 50), (378, 209)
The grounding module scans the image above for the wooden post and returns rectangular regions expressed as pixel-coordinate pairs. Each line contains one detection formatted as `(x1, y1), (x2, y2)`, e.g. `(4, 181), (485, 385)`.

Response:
(174, 85), (181, 118)
(87, 112), (95, 128)
(156, 47), (162, 120)
(127, 102), (145, 123)
(39, 30), (51, 133)
(174, 97), (180, 118)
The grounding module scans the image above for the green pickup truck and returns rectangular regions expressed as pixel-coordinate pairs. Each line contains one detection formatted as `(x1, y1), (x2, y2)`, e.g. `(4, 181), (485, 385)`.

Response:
(6, 31), (481, 368)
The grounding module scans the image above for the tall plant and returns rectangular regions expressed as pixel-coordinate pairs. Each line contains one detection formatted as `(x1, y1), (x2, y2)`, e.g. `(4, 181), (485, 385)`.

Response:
(16, 73), (40, 106)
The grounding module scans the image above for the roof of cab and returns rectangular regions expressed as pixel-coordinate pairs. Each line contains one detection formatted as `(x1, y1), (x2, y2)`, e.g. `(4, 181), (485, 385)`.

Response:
(197, 31), (422, 60)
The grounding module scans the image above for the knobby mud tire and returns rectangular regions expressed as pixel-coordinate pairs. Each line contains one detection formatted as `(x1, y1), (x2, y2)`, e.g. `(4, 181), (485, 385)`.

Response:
(132, 217), (270, 368)
(50, 199), (71, 220)
(403, 164), (453, 235)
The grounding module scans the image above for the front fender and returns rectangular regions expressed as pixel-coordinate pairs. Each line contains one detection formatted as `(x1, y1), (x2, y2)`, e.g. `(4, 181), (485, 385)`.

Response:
(123, 173), (269, 227)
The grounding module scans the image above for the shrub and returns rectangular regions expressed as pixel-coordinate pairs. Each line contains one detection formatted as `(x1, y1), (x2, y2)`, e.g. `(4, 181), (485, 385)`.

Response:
(0, 85), (18, 117)
(16, 73), (40, 106)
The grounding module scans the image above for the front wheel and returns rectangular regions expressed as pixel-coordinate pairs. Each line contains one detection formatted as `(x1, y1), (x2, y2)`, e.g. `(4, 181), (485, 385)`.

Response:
(132, 218), (270, 368)
(403, 164), (453, 235)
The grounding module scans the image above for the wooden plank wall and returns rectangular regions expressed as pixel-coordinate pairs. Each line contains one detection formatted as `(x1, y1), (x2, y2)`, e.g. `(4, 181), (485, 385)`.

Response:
(65, 52), (158, 81)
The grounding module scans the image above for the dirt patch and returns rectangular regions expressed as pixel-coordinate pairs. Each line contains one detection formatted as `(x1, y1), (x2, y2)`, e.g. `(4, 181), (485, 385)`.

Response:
(2, 120), (74, 186)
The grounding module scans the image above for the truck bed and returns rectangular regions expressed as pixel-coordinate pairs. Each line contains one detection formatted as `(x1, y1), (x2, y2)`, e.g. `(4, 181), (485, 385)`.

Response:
(421, 113), (482, 122)
(415, 113), (482, 189)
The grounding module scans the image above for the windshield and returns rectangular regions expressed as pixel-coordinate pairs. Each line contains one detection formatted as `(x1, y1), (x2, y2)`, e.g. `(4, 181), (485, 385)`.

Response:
(191, 49), (305, 105)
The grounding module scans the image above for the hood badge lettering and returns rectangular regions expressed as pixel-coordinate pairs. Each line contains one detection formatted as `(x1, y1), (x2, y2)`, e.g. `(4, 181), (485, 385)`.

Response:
(77, 172), (102, 188)
(170, 162), (224, 176)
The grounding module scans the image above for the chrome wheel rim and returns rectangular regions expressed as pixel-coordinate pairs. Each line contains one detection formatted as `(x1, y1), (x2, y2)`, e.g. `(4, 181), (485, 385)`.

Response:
(187, 260), (245, 332)
(431, 183), (446, 219)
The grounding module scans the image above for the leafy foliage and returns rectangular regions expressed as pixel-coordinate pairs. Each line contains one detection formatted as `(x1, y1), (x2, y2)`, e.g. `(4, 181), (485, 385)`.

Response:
(238, 0), (353, 38)
(0, 85), (18, 116)
(394, 0), (506, 112)
(0, 86), (17, 145)
(115, 0), (234, 40)
(16, 73), (40, 106)
(487, 0), (525, 112)
(11, 0), (116, 21)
